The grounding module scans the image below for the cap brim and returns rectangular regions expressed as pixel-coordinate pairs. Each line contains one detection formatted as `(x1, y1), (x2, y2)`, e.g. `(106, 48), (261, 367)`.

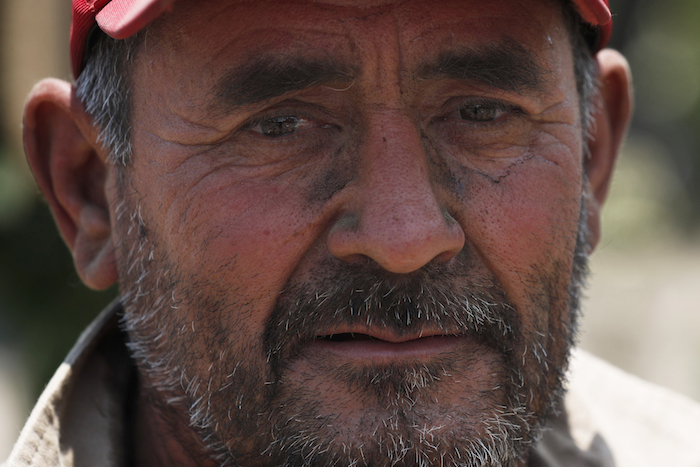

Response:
(96, 0), (174, 40)
(572, 0), (613, 50)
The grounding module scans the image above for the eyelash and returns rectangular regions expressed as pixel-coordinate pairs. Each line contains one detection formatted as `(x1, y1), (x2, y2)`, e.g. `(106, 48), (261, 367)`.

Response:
(242, 112), (301, 132)
(241, 108), (339, 141)
(239, 97), (525, 141)
(451, 98), (525, 123)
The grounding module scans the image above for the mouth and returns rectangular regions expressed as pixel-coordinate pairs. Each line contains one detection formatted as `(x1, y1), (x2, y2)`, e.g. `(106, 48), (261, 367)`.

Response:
(310, 330), (467, 361)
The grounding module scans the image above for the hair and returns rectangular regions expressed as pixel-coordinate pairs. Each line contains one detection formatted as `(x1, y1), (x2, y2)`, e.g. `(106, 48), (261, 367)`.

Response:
(562, 0), (603, 158)
(75, 29), (142, 166)
(75, 0), (600, 167)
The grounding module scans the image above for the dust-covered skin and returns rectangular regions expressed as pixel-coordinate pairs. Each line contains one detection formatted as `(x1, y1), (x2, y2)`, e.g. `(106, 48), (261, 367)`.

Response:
(109, 0), (590, 465)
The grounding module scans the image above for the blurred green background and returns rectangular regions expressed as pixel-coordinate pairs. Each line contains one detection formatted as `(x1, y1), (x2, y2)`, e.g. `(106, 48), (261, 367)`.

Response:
(1, 0), (700, 458)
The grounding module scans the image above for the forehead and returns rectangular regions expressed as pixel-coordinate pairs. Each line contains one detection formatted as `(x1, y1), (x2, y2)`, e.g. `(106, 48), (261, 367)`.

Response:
(154, 0), (564, 47)
(137, 0), (570, 92)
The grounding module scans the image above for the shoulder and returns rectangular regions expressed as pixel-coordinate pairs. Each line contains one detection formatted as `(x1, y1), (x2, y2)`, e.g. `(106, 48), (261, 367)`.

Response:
(565, 348), (700, 467)
(3, 299), (128, 467)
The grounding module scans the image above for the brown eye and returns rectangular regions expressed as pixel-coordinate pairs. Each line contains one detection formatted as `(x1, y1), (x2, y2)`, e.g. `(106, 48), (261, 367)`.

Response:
(257, 116), (306, 137)
(459, 104), (502, 122)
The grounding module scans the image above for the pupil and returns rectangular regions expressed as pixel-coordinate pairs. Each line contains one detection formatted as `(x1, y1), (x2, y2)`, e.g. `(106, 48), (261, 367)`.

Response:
(261, 116), (299, 136)
(460, 105), (497, 121)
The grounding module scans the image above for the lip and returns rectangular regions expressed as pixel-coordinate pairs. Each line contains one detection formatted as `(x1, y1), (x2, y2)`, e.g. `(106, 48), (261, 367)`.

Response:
(309, 333), (467, 360)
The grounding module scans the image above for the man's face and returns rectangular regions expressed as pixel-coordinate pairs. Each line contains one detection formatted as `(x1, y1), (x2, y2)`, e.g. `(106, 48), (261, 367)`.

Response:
(111, 0), (589, 464)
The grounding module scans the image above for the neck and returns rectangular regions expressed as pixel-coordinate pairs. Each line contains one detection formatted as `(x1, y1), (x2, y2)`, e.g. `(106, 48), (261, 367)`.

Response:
(134, 385), (218, 467)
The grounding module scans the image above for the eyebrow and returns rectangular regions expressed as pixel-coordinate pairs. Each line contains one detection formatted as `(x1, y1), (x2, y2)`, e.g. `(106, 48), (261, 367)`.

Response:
(417, 39), (549, 94)
(209, 55), (357, 112)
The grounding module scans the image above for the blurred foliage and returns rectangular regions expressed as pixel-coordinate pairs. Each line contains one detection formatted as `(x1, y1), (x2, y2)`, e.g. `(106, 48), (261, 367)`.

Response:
(609, 0), (700, 234)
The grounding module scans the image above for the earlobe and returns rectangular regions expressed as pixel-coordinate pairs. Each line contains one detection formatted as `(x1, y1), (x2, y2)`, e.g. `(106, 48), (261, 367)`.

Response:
(23, 78), (118, 290)
(584, 49), (633, 249)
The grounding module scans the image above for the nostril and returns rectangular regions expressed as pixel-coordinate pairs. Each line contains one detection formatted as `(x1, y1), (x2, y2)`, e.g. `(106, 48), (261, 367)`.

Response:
(331, 253), (373, 266)
(433, 249), (460, 265)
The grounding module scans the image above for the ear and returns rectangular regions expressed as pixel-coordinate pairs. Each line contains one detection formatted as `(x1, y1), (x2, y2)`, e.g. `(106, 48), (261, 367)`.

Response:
(23, 78), (118, 290)
(584, 49), (633, 250)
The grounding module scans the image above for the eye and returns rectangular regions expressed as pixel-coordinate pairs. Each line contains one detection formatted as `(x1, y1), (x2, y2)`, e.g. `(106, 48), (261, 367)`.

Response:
(252, 115), (312, 137)
(459, 103), (507, 122)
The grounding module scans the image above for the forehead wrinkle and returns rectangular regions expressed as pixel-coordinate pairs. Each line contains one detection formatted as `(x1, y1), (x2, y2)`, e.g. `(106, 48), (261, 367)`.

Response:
(416, 37), (551, 95)
(207, 54), (358, 115)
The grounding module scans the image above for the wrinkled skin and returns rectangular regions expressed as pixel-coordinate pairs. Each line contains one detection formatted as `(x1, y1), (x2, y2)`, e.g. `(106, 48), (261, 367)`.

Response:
(22, 0), (633, 465)
(117, 0), (586, 464)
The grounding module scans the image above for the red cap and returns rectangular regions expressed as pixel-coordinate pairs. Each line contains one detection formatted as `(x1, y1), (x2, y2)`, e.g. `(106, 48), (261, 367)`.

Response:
(69, 0), (613, 79)
(573, 0), (613, 51)
(70, 0), (175, 78)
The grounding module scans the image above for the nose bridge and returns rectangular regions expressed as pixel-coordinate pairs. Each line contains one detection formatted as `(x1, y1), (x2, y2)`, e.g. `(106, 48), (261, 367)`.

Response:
(327, 109), (465, 273)
(361, 110), (439, 225)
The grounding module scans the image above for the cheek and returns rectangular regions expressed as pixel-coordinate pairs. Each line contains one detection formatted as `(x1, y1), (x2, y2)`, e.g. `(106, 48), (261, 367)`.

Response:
(461, 156), (583, 309)
(158, 173), (324, 321)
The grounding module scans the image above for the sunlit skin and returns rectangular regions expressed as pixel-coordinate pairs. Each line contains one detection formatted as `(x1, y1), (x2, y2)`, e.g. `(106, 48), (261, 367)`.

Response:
(114, 0), (583, 464)
(21, 0), (634, 465)
(130, 2), (578, 331)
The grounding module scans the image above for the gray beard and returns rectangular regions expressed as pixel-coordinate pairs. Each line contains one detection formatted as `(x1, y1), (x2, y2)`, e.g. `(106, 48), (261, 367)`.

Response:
(114, 196), (590, 467)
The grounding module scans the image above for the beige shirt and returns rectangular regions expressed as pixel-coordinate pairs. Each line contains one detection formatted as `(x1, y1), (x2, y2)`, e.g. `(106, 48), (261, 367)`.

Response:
(5, 301), (700, 466)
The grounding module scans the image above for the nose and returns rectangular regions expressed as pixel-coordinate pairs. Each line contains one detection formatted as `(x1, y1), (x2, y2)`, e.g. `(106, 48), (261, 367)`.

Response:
(327, 112), (465, 273)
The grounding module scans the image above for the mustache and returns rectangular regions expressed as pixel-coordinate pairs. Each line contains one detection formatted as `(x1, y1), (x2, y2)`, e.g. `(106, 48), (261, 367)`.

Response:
(263, 254), (521, 373)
